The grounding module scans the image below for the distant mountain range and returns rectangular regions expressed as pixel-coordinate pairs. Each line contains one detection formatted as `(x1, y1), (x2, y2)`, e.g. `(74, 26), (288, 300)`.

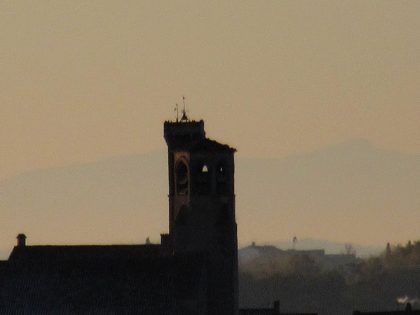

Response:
(1, 139), (419, 259)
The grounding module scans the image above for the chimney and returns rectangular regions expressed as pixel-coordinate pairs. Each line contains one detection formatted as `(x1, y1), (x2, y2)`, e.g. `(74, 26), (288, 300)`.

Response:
(273, 300), (280, 314)
(17, 234), (26, 247)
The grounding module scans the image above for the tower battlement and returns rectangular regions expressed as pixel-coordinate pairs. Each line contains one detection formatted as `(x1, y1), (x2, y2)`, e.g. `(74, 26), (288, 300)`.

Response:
(164, 120), (206, 149)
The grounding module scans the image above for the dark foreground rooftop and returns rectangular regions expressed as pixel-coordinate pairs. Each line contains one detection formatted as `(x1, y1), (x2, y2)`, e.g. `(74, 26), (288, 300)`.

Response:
(353, 304), (420, 315)
(0, 243), (207, 314)
(240, 301), (318, 315)
(353, 312), (420, 315)
(240, 310), (317, 315)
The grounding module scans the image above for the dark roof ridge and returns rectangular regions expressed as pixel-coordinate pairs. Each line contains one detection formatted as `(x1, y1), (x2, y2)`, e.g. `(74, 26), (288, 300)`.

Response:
(189, 137), (237, 152)
(18, 244), (160, 248)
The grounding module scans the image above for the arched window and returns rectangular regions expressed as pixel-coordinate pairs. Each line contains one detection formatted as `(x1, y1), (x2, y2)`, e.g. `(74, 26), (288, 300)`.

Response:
(216, 162), (227, 178)
(176, 161), (189, 195)
(217, 165), (225, 174)
(216, 160), (229, 193)
(201, 164), (209, 173)
(195, 161), (211, 194)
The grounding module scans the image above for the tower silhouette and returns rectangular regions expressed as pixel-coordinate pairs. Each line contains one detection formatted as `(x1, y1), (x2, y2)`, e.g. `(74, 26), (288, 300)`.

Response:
(164, 118), (238, 315)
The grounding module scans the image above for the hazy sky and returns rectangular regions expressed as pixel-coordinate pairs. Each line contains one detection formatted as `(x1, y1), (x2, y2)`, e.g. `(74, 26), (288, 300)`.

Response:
(1, 0), (419, 180)
(0, 1), (419, 251)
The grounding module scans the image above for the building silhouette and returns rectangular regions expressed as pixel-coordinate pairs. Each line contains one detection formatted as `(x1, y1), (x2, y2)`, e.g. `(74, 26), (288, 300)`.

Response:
(0, 118), (238, 314)
(164, 119), (238, 314)
(239, 301), (317, 315)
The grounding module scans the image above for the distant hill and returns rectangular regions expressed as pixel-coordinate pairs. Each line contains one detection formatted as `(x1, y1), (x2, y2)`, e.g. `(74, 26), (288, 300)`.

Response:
(239, 239), (382, 259)
(238, 243), (362, 281)
(238, 239), (420, 315)
(272, 238), (382, 257)
(1, 140), (419, 258)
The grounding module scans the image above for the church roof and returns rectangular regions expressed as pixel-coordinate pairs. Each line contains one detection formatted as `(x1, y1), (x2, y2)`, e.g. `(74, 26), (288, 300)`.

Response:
(240, 310), (318, 315)
(2, 245), (208, 314)
(169, 137), (236, 153)
(8, 244), (161, 265)
(188, 138), (236, 153)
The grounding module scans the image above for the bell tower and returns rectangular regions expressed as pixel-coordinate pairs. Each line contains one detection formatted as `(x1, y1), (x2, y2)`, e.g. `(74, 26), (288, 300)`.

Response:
(164, 116), (238, 315)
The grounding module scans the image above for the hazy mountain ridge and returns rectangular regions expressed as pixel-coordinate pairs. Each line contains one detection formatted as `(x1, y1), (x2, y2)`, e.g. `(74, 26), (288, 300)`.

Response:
(0, 152), (168, 253)
(1, 140), (419, 258)
(237, 140), (420, 245)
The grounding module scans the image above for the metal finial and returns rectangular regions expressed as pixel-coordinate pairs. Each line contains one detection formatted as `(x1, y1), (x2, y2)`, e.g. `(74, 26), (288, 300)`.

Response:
(180, 96), (189, 122)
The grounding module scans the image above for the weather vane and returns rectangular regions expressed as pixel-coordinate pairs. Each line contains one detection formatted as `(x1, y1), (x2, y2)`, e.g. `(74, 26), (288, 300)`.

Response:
(173, 96), (190, 122)
(180, 95), (189, 122)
